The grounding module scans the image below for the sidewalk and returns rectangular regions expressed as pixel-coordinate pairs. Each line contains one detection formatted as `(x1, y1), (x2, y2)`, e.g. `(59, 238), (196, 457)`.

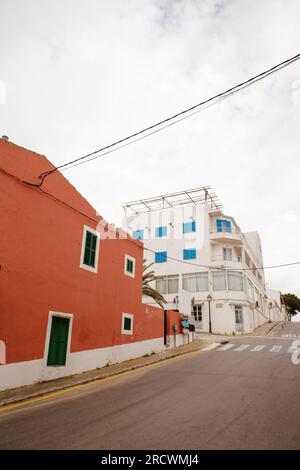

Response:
(247, 321), (285, 337)
(0, 338), (215, 407)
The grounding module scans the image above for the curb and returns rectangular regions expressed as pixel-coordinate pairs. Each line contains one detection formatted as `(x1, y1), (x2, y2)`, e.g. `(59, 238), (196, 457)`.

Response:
(0, 340), (215, 408)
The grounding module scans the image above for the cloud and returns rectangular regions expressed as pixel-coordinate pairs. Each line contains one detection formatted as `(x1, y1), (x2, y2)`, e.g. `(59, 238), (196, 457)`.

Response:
(1, 0), (300, 294)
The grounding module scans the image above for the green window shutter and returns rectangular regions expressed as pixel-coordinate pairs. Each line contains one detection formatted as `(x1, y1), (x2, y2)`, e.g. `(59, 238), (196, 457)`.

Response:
(83, 231), (98, 267)
(47, 317), (70, 366)
(126, 258), (133, 273)
(123, 317), (131, 331)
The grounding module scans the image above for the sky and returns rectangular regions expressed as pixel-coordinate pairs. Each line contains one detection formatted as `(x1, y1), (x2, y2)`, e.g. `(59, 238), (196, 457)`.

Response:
(1, 0), (300, 295)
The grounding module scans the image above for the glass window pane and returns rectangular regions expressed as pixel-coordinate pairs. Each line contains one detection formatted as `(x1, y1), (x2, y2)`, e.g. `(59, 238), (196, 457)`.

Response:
(156, 278), (167, 294)
(183, 275), (196, 292)
(212, 271), (226, 290)
(196, 273), (208, 291)
(168, 277), (178, 294)
(228, 271), (243, 291)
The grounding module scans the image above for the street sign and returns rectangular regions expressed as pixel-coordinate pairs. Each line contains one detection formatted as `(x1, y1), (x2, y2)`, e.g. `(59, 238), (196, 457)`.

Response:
(173, 324), (178, 331)
(182, 328), (189, 335)
(181, 321), (189, 328)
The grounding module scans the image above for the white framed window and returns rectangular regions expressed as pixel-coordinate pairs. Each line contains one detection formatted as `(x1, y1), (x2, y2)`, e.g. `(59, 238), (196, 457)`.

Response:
(80, 225), (100, 273)
(192, 305), (202, 322)
(182, 272), (208, 292)
(228, 271), (244, 291)
(234, 305), (244, 332)
(223, 247), (232, 261)
(122, 313), (134, 335)
(212, 271), (226, 290)
(124, 254), (136, 278)
(156, 275), (179, 294)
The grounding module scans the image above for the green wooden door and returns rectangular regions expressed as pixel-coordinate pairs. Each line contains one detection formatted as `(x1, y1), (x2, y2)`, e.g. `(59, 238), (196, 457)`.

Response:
(47, 317), (70, 366)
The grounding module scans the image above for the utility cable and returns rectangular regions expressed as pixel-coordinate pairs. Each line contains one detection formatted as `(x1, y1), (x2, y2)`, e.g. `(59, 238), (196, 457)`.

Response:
(38, 52), (300, 181)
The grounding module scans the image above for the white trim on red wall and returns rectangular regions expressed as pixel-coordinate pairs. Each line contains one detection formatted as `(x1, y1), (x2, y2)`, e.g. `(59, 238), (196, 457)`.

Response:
(79, 225), (101, 274)
(124, 254), (136, 278)
(121, 312), (134, 335)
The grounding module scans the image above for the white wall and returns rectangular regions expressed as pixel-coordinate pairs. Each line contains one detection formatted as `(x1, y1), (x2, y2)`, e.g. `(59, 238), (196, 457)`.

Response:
(0, 337), (165, 392)
(126, 202), (269, 335)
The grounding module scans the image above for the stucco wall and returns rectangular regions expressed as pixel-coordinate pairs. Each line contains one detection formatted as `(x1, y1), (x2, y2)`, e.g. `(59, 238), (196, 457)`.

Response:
(0, 140), (164, 373)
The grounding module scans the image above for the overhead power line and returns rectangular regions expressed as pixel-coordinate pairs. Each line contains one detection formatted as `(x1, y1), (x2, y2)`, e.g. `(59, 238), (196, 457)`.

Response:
(39, 52), (300, 181)
(143, 248), (300, 272)
(2, 165), (300, 273)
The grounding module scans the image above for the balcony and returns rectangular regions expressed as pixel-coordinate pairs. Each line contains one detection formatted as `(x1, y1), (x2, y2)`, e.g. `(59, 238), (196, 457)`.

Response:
(210, 229), (243, 244)
(211, 255), (243, 265)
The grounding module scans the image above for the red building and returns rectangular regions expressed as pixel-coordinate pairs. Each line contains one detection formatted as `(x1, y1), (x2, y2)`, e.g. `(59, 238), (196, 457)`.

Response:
(0, 138), (182, 391)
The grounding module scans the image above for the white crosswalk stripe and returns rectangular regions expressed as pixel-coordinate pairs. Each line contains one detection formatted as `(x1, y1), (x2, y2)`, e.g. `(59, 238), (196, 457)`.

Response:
(250, 345), (266, 352)
(269, 345), (282, 352)
(218, 343), (235, 351)
(201, 342), (220, 351)
(234, 344), (250, 351)
(201, 342), (298, 354)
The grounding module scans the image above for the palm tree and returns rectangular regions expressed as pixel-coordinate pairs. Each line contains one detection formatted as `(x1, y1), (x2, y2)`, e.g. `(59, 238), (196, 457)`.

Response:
(142, 259), (166, 308)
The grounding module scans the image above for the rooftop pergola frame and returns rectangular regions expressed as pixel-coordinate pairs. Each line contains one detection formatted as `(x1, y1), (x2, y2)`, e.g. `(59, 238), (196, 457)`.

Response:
(123, 186), (223, 216)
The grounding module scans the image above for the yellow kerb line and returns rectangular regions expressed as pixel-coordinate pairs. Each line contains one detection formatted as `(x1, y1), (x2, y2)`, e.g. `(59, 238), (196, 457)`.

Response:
(0, 347), (204, 413)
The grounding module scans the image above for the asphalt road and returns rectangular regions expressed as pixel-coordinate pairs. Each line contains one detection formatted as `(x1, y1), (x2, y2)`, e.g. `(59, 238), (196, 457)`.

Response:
(1, 322), (300, 450)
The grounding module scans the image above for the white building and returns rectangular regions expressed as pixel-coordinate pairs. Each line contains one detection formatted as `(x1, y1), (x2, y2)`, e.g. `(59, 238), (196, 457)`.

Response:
(123, 187), (283, 335)
(267, 290), (287, 322)
(291, 312), (300, 322)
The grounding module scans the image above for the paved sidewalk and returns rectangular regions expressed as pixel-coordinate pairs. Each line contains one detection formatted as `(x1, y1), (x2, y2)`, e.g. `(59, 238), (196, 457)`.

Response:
(0, 339), (214, 407)
(248, 321), (286, 337)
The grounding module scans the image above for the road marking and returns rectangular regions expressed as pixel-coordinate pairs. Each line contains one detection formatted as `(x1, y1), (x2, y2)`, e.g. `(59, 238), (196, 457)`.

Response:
(269, 345), (282, 352)
(287, 345), (298, 353)
(234, 344), (250, 351)
(0, 347), (208, 414)
(201, 342), (220, 351)
(250, 345), (266, 352)
(218, 343), (235, 351)
(281, 334), (300, 338)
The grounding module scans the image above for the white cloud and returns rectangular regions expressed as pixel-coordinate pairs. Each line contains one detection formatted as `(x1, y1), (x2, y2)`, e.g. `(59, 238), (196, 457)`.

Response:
(1, 0), (300, 295)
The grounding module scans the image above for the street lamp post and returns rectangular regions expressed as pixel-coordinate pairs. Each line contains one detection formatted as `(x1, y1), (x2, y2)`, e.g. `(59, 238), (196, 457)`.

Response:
(207, 294), (212, 334)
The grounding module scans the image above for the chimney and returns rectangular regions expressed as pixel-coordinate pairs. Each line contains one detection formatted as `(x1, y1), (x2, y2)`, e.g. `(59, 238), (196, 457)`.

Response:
(2, 136), (9, 141)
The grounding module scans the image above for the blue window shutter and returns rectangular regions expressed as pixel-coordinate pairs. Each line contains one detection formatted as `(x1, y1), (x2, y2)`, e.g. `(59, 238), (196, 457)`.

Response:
(226, 221), (232, 233)
(156, 226), (167, 237)
(183, 222), (196, 233)
(216, 219), (222, 232)
(183, 249), (196, 260)
(155, 251), (167, 263)
(133, 230), (144, 240)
